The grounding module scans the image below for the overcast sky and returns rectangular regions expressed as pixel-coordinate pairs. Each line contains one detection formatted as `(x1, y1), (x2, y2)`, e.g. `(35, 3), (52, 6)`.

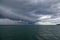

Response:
(0, 0), (60, 25)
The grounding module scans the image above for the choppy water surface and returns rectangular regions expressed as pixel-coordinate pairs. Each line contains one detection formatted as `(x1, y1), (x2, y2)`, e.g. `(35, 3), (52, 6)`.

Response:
(0, 25), (60, 40)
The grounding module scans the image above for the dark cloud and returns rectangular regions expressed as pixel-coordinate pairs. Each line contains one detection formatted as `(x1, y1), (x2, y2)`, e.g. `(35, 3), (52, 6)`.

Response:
(0, 0), (60, 25)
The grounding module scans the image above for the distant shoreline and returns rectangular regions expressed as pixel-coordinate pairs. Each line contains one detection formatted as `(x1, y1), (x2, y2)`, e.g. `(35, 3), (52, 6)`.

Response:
(56, 24), (60, 25)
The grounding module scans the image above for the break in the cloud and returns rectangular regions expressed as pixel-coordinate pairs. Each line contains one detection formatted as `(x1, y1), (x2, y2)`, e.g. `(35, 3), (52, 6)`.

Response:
(35, 15), (60, 25)
(0, 0), (60, 25)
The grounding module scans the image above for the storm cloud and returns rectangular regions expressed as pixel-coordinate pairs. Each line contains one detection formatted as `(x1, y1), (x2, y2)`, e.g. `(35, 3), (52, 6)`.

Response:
(0, 0), (60, 25)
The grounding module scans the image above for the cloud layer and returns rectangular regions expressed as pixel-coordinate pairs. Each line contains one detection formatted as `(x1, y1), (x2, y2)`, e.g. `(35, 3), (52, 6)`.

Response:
(0, 0), (60, 25)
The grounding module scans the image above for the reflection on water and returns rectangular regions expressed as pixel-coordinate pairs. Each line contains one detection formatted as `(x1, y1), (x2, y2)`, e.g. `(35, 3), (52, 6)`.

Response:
(0, 25), (60, 40)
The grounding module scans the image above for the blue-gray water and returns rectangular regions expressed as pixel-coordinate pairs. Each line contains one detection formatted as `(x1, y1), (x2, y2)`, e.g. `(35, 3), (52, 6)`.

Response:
(0, 25), (60, 40)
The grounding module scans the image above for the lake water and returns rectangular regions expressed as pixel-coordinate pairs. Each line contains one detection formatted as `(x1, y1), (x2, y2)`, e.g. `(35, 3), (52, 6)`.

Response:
(0, 25), (60, 40)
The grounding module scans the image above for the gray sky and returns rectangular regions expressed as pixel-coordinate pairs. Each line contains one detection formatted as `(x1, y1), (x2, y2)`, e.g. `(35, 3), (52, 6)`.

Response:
(0, 0), (60, 25)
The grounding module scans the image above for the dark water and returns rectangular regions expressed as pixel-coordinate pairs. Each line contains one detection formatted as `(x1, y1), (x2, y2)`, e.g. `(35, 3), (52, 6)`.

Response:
(0, 25), (60, 40)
